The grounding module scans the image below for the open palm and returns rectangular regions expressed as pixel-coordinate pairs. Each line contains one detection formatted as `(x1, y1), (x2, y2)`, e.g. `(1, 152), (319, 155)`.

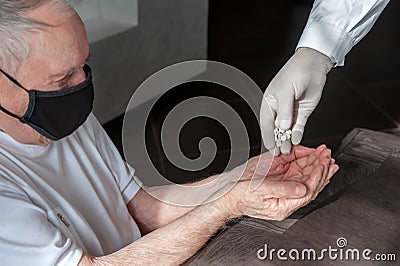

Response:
(231, 145), (338, 220)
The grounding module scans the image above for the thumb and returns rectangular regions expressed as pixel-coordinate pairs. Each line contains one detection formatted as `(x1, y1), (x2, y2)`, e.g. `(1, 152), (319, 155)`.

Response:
(277, 93), (294, 131)
(261, 180), (307, 198)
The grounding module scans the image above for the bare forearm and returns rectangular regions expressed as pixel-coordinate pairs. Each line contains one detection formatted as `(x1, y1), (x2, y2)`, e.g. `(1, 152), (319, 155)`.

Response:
(80, 200), (232, 265)
(128, 188), (194, 234)
(129, 173), (234, 233)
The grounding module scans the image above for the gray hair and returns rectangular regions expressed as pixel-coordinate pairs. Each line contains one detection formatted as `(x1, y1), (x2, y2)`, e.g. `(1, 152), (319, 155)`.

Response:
(0, 0), (79, 74)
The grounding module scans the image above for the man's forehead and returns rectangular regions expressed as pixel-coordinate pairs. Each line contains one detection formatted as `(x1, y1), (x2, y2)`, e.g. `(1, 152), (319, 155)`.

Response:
(24, 2), (89, 80)
(48, 52), (91, 79)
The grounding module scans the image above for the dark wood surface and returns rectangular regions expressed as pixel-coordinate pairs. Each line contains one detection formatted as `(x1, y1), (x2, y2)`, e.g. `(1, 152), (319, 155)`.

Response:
(186, 128), (400, 265)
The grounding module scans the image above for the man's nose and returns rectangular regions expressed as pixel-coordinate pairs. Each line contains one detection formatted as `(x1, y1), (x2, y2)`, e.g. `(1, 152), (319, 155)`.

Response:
(68, 67), (87, 87)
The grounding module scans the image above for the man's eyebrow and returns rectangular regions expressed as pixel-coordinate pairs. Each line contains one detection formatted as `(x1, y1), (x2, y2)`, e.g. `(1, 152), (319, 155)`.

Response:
(51, 53), (91, 79)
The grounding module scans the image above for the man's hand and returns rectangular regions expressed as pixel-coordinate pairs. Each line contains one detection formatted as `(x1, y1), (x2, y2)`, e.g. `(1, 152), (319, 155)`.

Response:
(220, 144), (338, 221)
(127, 145), (319, 234)
(81, 145), (338, 265)
(240, 145), (316, 180)
(260, 48), (334, 155)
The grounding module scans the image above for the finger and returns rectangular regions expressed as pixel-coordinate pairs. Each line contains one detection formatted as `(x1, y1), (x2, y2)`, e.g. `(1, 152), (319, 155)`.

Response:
(270, 147), (280, 157)
(297, 147), (322, 169)
(291, 115), (309, 145)
(320, 157), (331, 176)
(295, 150), (318, 169)
(260, 180), (307, 198)
(277, 151), (296, 164)
(314, 159), (335, 200)
(305, 163), (324, 194)
(274, 118), (279, 128)
(251, 153), (274, 174)
(311, 145), (327, 159)
(264, 173), (285, 181)
(328, 164), (339, 178)
(260, 96), (279, 155)
(276, 92), (295, 131)
(323, 170), (336, 191)
(277, 144), (305, 163)
(322, 165), (339, 189)
(302, 164), (314, 176)
(316, 158), (330, 193)
(268, 161), (290, 176)
(316, 144), (327, 152)
(320, 168), (336, 192)
(293, 145), (315, 158)
(330, 158), (335, 165)
(312, 153), (322, 168)
(321, 148), (332, 159)
(280, 139), (292, 155)
(291, 118), (305, 145)
(310, 166), (326, 200)
(291, 130), (303, 146)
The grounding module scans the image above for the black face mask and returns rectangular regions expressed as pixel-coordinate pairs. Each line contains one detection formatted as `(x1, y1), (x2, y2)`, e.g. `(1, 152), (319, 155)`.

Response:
(0, 64), (94, 141)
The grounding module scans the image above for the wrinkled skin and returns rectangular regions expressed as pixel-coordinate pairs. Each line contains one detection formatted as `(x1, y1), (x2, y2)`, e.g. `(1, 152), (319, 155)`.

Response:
(223, 144), (338, 221)
(244, 144), (335, 180)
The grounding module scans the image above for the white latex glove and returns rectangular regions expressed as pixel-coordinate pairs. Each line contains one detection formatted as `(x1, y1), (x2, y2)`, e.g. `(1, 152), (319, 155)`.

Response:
(260, 48), (334, 156)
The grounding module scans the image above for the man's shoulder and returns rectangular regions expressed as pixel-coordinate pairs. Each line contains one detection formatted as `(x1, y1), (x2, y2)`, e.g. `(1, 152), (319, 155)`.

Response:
(65, 112), (117, 160)
(80, 113), (103, 136)
(71, 112), (109, 143)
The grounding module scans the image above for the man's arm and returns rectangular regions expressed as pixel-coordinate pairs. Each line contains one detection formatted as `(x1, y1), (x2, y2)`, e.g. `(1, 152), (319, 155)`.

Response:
(126, 170), (249, 235)
(79, 145), (338, 265)
(127, 145), (319, 235)
(79, 179), (306, 265)
(127, 188), (193, 235)
(80, 197), (230, 265)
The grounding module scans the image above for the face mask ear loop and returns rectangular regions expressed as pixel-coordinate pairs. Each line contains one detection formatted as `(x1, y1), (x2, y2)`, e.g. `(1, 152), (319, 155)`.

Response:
(0, 69), (28, 91)
(0, 68), (32, 121)
(0, 105), (21, 120)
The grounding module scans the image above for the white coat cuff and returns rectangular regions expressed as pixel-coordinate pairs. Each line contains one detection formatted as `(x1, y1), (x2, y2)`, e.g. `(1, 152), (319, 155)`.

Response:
(296, 22), (355, 67)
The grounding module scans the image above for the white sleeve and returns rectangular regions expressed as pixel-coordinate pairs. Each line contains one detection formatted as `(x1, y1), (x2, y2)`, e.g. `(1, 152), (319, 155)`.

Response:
(0, 178), (83, 266)
(87, 114), (142, 204)
(296, 0), (390, 66)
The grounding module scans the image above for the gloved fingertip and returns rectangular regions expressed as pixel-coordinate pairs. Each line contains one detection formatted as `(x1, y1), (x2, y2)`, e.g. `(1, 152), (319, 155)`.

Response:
(291, 131), (303, 145)
(280, 141), (291, 155)
(269, 147), (280, 157)
(262, 135), (276, 151)
(291, 139), (301, 146)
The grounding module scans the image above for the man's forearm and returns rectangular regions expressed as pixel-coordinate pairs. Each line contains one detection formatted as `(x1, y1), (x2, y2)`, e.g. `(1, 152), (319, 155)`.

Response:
(128, 188), (194, 234)
(128, 172), (237, 234)
(80, 199), (232, 265)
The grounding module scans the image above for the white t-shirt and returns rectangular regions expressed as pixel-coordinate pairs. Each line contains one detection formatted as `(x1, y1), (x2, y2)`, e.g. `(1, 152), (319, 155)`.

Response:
(0, 113), (142, 266)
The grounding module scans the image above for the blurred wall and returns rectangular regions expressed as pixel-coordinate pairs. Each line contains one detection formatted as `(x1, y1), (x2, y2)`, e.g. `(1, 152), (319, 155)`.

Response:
(79, 0), (208, 123)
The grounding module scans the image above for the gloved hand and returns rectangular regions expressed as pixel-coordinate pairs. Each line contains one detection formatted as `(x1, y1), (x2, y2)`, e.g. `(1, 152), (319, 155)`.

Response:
(260, 47), (334, 156)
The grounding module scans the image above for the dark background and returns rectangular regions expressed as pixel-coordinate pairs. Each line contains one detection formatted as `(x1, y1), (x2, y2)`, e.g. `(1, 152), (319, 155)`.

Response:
(104, 0), (400, 183)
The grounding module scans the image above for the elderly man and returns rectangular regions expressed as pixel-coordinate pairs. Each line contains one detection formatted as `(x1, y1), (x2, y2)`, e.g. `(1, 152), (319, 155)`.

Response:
(0, 1), (338, 265)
